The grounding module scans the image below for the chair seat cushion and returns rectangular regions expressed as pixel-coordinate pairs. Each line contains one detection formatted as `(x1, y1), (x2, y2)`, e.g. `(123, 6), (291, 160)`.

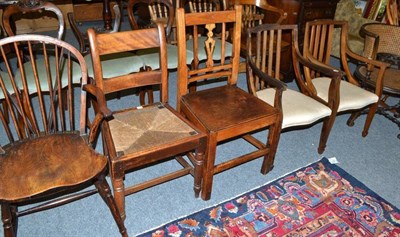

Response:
(84, 53), (144, 78)
(186, 36), (233, 62)
(0, 133), (106, 202)
(14, 56), (83, 93)
(108, 103), (198, 154)
(256, 88), (332, 129)
(312, 77), (379, 112)
(138, 44), (194, 69)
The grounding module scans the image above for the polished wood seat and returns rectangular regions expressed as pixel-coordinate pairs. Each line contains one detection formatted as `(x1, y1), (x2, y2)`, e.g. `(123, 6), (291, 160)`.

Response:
(0, 34), (127, 237)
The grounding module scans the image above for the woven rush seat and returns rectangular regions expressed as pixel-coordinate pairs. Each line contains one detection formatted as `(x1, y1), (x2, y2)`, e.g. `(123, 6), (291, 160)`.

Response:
(109, 103), (198, 154)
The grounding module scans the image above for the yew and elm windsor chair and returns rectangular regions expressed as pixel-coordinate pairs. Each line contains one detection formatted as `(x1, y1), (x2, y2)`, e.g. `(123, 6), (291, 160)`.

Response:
(0, 34), (127, 237)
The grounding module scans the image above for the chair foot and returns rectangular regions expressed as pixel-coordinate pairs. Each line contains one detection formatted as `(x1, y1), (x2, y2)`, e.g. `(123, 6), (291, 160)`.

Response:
(95, 175), (128, 237)
(318, 146), (325, 154)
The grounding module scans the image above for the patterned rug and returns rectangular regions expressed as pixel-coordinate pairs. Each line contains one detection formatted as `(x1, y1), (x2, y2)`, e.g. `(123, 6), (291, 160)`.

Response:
(138, 158), (400, 236)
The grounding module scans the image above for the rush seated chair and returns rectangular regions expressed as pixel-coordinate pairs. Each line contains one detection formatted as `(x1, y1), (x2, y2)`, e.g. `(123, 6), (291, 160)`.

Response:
(0, 34), (127, 237)
(86, 23), (207, 220)
(175, 5), (283, 200)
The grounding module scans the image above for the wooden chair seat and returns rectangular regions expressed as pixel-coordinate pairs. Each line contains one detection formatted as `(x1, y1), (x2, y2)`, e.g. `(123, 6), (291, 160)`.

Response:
(355, 66), (400, 95)
(256, 88), (332, 129)
(109, 103), (198, 154)
(0, 133), (107, 202)
(312, 77), (379, 112)
(181, 85), (278, 132)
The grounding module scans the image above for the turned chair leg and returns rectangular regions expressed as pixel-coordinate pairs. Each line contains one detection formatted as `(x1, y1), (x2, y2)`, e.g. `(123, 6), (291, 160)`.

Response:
(1, 203), (16, 237)
(95, 175), (128, 237)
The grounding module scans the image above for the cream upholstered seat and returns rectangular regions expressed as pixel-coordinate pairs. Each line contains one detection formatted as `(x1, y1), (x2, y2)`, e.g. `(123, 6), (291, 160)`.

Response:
(312, 77), (378, 112)
(246, 24), (339, 154)
(256, 89), (332, 129)
(303, 20), (386, 137)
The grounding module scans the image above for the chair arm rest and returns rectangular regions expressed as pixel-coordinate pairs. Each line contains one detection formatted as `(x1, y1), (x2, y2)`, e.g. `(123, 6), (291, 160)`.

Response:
(82, 84), (113, 146)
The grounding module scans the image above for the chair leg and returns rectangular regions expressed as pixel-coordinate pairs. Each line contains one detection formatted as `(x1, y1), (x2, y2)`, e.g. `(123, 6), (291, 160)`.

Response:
(95, 175), (128, 237)
(317, 114), (337, 154)
(201, 133), (217, 201)
(111, 175), (126, 220)
(347, 111), (362, 127)
(193, 137), (206, 198)
(1, 203), (16, 237)
(261, 122), (282, 174)
(362, 103), (379, 137)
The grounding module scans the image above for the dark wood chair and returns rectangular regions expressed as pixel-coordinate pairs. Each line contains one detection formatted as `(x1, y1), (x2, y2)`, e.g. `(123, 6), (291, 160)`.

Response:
(175, 6), (283, 200)
(246, 24), (341, 154)
(303, 19), (386, 137)
(0, 34), (127, 237)
(226, 0), (289, 72)
(354, 23), (400, 138)
(68, 4), (121, 55)
(86, 24), (207, 220)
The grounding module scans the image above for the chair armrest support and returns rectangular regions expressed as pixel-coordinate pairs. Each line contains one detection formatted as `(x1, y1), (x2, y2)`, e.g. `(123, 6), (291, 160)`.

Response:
(82, 84), (113, 146)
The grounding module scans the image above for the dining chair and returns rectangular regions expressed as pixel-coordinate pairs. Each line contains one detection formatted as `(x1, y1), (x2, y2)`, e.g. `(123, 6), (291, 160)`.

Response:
(176, 5), (283, 200)
(246, 24), (342, 154)
(354, 23), (400, 138)
(303, 19), (385, 137)
(86, 24), (207, 220)
(0, 34), (127, 237)
(68, 4), (121, 55)
(226, 0), (289, 72)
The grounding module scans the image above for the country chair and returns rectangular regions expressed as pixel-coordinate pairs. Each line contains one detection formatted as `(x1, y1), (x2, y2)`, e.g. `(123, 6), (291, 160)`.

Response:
(68, 4), (121, 55)
(176, 6), (283, 200)
(87, 24), (207, 219)
(246, 24), (341, 154)
(303, 20), (386, 137)
(354, 23), (400, 138)
(0, 34), (127, 237)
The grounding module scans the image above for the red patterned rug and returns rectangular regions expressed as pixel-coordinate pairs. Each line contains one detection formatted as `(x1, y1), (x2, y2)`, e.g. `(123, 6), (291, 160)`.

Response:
(138, 158), (400, 236)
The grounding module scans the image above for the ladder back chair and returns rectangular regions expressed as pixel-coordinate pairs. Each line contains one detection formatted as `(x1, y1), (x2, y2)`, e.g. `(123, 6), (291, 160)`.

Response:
(176, 6), (283, 200)
(0, 34), (127, 237)
(87, 24), (207, 220)
(303, 20), (385, 137)
(246, 24), (342, 153)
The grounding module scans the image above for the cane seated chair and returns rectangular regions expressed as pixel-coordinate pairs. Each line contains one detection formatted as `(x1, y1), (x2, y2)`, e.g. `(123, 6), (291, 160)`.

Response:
(176, 6), (282, 200)
(246, 24), (341, 153)
(303, 20), (385, 137)
(0, 34), (127, 237)
(68, 4), (121, 55)
(354, 23), (400, 138)
(86, 24), (206, 220)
